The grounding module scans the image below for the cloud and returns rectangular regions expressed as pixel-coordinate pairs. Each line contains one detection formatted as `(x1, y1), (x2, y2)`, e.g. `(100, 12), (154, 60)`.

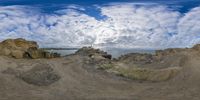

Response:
(0, 4), (199, 49)
(0, 5), (100, 47)
(98, 4), (181, 48)
(170, 7), (200, 47)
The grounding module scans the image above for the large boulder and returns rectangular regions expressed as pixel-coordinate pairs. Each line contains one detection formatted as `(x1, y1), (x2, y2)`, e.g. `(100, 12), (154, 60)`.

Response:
(0, 38), (60, 59)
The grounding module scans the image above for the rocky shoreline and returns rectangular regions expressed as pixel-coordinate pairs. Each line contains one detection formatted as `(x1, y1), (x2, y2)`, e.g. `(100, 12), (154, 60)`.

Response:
(1, 38), (200, 100)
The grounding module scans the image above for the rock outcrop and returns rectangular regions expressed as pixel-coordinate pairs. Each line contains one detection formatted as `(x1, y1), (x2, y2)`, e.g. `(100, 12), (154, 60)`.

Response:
(192, 44), (200, 51)
(0, 38), (60, 59)
(18, 64), (61, 86)
(75, 47), (112, 59)
(117, 53), (153, 64)
(91, 47), (196, 82)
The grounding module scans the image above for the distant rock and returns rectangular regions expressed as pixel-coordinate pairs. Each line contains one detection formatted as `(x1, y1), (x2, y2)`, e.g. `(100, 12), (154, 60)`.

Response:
(75, 47), (112, 59)
(117, 53), (153, 64)
(155, 48), (184, 59)
(0, 38), (60, 59)
(192, 44), (200, 51)
(116, 48), (186, 65)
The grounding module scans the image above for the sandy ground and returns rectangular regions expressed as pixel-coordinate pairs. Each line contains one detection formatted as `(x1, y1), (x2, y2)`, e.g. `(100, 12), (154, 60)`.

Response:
(1, 51), (200, 100)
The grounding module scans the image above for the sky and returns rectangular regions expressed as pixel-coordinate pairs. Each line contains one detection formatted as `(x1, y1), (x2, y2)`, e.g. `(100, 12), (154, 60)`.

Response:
(0, 0), (200, 49)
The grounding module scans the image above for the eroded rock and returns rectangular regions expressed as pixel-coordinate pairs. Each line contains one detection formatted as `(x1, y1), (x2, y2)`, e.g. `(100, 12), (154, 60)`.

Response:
(117, 53), (153, 64)
(0, 38), (60, 59)
(75, 47), (112, 59)
(18, 64), (61, 86)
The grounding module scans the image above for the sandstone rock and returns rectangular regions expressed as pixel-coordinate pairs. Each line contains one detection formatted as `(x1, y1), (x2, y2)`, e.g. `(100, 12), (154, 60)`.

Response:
(0, 48), (11, 56)
(11, 50), (24, 59)
(0, 38), (38, 50)
(0, 38), (60, 59)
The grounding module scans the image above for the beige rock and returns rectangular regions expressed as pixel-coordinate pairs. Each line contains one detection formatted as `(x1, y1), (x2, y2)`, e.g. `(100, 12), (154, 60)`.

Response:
(0, 38), (60, 59)
(1, 48), (11, 56)
(11, 50), (24, 59)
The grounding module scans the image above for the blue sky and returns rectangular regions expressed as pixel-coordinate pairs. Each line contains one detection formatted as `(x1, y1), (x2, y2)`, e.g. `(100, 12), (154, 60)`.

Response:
(1, 0), (200, 14)
(0, 0), (200, 48)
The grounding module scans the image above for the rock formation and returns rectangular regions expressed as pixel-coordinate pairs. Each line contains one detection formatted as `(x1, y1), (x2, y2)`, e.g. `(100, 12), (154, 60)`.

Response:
(75, 47), (112, 59)
(117, 53), (153, 64)
(0, 38), (60, 59)
(18, 64), (61, 86)
(192, 44), (200, 51)
(89, 46), (195, 82)
(73, 46), (186, 82)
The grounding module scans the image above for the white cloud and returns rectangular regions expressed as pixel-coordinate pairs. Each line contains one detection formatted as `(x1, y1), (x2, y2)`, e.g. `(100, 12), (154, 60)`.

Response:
(98, 4), (181, 48)
(66, 4), (86, 11)
(170, 7), (200, 48)
(0, 6), (100, 47)
(0, 4), (200, 49)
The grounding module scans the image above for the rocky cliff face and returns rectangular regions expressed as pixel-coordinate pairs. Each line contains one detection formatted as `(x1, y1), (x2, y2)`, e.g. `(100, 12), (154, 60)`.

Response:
(0, 38), (60, 59)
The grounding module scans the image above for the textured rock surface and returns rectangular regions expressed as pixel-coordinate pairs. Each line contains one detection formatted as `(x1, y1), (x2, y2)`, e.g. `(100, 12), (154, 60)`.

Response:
(0, 38), (60, 59)
(75, 47), (112, 59)
(96, 46), (194, 82)
(18, 64), (61, 86)
(117, 53), (154, 64)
